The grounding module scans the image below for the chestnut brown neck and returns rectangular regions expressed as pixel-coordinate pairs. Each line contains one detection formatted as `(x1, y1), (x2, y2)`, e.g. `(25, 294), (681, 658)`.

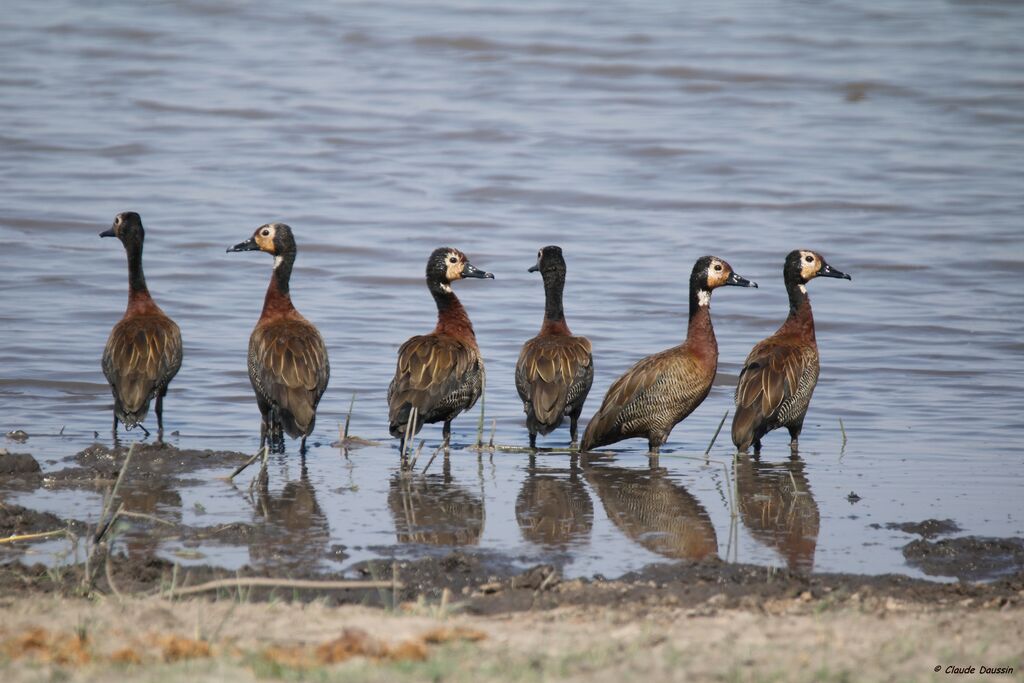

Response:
(123, 239), (160, 316)
(430, 283), (476, 341)
(686, 297), (718, 355)
(540, 318), (572, 336)
(539, 268), (571, 336)
(781, 279), (816, 340)
(260, 252), (297, 321)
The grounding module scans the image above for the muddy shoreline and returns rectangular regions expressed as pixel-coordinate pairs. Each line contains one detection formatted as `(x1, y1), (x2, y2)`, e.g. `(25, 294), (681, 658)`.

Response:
(2, 442), (1023, 617)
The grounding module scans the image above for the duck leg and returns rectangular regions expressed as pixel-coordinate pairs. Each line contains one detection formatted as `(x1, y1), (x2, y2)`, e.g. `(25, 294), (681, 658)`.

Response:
(155, 390), (166, 435)
(528, 431), (537, 450)
(300, 435), (308, 455)
(442, 420), (452, 452)
(569, 409), (582, 448)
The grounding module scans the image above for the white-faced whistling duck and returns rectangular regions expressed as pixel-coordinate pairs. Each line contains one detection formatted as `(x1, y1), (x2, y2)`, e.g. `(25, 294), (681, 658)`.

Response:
(388, 247), (494, 451)
(581, 256), (757, 455)
(100, 211), (182, 440)
(731, 250), (850, 455)
(515, 246), (594, 449)
(227, 223), (330, 454)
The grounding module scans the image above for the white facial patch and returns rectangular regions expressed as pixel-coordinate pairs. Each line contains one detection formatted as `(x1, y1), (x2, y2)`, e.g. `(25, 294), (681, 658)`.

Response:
(440, 282), (453, 294)
(798, 284), (807, 294)
(274, 255), (284, 269)
(697, 290), (711, 307)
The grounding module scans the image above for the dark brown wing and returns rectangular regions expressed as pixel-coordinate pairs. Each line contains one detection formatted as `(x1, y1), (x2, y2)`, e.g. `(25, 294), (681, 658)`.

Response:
(515, 335), (593, 432)
(388, 334), (482, 436)
(581, 347), (708, 450)
(731, 336), (818, 450)
(249, 319), (330, 438)
(102, 314), (182, 423)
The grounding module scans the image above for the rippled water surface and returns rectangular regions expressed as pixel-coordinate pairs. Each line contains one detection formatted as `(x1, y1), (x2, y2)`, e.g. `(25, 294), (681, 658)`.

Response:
(2, 0), (1023, 579)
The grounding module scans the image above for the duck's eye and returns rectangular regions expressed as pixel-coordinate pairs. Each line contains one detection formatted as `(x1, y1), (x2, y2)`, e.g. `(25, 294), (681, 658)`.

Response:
(714, 264), (722, 272)
(449, 256), (458, 264)
(805, 255), (814, 263)
(261, 229), (270, 237)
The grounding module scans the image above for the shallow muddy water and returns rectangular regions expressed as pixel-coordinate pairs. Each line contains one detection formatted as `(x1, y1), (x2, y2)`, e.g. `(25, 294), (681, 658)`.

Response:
(1, 0), (1023, 581)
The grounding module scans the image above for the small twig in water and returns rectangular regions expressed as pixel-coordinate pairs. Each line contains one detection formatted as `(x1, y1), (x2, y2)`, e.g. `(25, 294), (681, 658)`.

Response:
(705, 410), (729, 456)
(488, 419), (497, 451)
(408, 440), (425, 471)
(839, 418), (847, 448)
(421, 443), (445, 475)
(226, 447), (264, 482)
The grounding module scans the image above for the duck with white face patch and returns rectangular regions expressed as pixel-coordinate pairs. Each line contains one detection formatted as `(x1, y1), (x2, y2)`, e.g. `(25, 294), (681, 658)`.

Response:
(581, 255), (757, 456)
(731, 249), (851, 455)
(227, 223), (330, 455)
(387, 247), (494, 453)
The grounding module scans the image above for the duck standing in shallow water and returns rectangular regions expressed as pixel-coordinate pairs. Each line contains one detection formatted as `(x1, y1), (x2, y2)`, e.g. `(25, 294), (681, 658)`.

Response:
(100, 211), (182, 440)
(388, 247), (493, 451)
(515, 246), (593, 449)
(581, 256), (756, 455)
(732, 250), (851, 454)
(228, 224), (329, 454)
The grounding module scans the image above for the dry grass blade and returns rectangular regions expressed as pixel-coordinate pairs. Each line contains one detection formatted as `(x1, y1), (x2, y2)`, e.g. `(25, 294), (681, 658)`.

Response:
(0, 529), (67, 544)
(165, 577), (402, 599)
(344, 392), (356, 440)
(94, 443), (137, 543)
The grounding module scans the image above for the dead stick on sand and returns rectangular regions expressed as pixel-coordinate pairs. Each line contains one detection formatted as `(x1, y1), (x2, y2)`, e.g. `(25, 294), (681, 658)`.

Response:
(165, 577), (402, 598)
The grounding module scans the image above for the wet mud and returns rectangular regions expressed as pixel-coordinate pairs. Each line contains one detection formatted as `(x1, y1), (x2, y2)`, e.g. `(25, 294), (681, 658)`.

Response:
(2, 443), (1023, 615)
(903, 537), (1024, 582)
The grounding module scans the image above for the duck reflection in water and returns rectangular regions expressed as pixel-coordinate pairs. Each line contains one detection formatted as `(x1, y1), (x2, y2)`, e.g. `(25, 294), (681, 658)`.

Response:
(118, 481), (182, 559)
(515, 454), (593, 550)
(248, 461), (330, 571)
(735, 453), (819, 572)
(388, 458), (484, 546)
(583, 457), (717, 561)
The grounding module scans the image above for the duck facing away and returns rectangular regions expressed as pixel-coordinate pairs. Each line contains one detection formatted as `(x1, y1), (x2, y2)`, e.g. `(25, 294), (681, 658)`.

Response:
(515, 246), (593, 449)
(388, 247), (494, 451)
(581, 256), (756, 455)
(731, 250), (850, 454)
(100, 211), (182, 439)
(228, 223), (329, 454)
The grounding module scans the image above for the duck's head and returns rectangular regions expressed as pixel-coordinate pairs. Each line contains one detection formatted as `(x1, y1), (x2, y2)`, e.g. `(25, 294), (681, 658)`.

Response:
(100, 211), (144, 247)
(427, 247), (494, 291)
(528, 245), (566, 278)
(692, 255), (758, 297)
(227, 223), (297, 258)
(784, 250), (851, 286)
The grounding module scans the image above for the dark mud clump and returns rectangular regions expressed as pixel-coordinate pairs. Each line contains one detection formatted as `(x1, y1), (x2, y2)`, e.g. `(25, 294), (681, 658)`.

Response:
(903, 536), (1024, 581)
(46, 442), (252, 484)
(0, 452), (41, 477)
(0, 503), (85, 537)
(873, 519), (961, 538)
